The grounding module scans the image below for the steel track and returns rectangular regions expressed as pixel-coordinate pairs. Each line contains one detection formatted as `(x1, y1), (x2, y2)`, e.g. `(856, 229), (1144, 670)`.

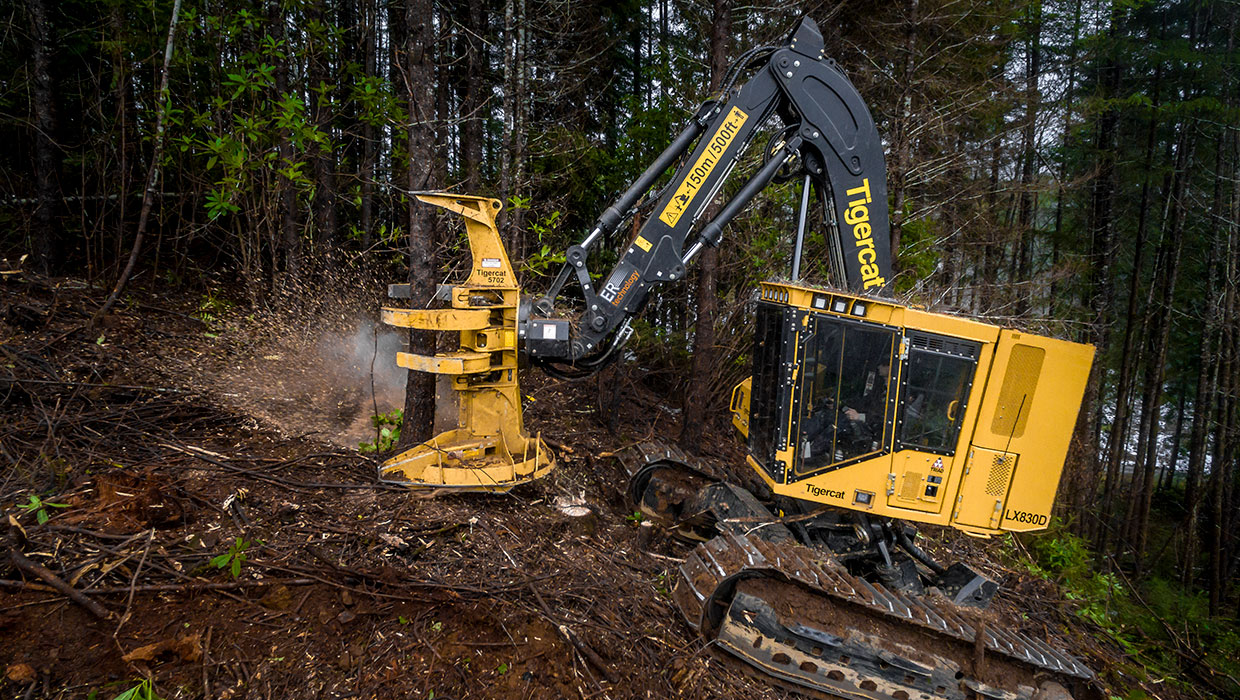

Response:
(673, 531), (1092, 700)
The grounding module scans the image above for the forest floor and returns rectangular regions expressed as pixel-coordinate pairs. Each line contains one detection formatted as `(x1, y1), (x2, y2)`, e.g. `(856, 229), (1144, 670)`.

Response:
(0, 271), (1186, 700)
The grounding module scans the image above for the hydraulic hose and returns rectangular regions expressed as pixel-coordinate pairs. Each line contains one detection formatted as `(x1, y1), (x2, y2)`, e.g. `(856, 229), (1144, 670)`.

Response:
(893, 526), (947, 576)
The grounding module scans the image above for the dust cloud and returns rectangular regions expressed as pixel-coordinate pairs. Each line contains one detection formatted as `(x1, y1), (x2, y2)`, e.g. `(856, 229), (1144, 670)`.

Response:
(188, 267), (410, 449)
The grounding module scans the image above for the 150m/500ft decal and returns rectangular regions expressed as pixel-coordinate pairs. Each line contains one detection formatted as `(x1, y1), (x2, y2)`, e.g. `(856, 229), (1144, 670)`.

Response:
(659, 107), (749, 227)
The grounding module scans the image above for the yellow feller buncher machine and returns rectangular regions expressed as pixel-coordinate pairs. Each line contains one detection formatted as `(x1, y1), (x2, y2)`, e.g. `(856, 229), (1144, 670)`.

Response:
(380, 17), (1096, 700)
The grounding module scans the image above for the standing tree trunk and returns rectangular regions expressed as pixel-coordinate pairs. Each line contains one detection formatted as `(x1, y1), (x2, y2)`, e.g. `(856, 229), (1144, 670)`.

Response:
(359, 0), (378, 249)
(271, 1), (300, 276)
(94, 0), (182, 325)
(498, 0), (528, 259)
(1229, 105), (1240, 617)
(397, 0), (442, 448)
(679, 0), (730, 450)
(1050, 0), (1083, 307)
(1208, 273), (1236, 613)
(458, 0), (486, 191)
(1183, 315), (1220, 586)
(1083, 3), (1123, 550)
(1103, 58), (1161, 543)
(887, 0), (919, 261)
(1162, 390), (1187, 492)
(1013, 0), (1041, 315)
(981, 136), (1002, 315)
(1207, 16), (1237, 612)
(27, 0), (59, 274)
(1130, 127), (1193, 575)
(308, 0), (338, 253)
(107, 4), (133, 279)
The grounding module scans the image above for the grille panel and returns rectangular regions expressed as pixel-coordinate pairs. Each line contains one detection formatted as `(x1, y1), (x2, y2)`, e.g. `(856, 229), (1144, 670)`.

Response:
(990, 344), (1045, 438)
(986, 455), (1014, 496)
(907, 331), (978, 359)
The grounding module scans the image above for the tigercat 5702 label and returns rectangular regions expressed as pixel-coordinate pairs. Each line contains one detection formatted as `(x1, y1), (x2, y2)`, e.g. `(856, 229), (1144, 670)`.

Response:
(659, 106), (749, 227)
(476, 267), (508, 283)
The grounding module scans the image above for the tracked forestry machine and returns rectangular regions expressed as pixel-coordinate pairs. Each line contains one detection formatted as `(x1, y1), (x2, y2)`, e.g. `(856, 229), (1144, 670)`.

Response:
(379, 17), (1096, 700)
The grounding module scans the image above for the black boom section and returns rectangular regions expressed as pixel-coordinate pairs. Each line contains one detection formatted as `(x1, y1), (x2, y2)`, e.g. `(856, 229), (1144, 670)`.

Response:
(775, 19), (891, 293)
(524, 17), (892, 370)
(597, 69), (782, 316)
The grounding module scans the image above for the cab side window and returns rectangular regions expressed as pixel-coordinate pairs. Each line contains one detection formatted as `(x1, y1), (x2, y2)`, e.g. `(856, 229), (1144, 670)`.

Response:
(897, 344), (976, 453)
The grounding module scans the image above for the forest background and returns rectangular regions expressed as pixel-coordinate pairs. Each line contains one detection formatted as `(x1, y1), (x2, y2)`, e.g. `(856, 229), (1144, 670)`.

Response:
(3, 0), (1239, 690)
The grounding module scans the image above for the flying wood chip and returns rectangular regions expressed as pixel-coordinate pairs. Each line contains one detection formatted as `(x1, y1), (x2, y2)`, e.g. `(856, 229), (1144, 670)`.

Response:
(5, 663), (36, 683)
(121, 634), (202, 664)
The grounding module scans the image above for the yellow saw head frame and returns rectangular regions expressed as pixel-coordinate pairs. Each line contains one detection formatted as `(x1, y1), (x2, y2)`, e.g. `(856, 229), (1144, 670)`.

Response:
(379, 193), (553, 491)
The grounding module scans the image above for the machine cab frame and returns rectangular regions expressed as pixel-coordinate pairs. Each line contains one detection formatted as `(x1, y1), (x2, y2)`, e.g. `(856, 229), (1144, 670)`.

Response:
(734, 282), (1092, 536)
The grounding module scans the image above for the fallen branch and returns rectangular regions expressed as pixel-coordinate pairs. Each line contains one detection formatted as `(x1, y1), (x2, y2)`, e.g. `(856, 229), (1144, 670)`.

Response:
(158, 438), (404, 492)
(0, 577), (315, 594)
(479, 519), (617, 684)
(201, 626), (213, 700)
(1103, 553), (1240, 697)
(114, 528), (155, 636)
(8, 549), (112, 620)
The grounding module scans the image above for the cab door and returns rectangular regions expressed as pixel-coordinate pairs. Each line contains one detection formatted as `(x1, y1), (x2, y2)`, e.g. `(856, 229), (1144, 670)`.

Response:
(885, 331), (980, 513)
(792, 313), (898, 478)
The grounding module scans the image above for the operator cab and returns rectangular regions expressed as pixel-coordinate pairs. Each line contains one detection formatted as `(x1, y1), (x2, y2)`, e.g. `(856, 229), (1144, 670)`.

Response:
(732, 282), (1092, 537)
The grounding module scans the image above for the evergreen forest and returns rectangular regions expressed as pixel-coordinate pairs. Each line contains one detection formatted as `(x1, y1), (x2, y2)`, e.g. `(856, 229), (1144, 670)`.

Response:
(2, 0), (1239, 697)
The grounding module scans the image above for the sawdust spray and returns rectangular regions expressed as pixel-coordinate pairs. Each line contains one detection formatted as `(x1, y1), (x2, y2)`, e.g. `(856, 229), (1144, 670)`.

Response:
(184, 264), (410, 448)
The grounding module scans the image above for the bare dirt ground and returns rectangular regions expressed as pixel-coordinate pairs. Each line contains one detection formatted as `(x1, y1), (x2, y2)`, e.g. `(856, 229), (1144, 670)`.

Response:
(0, 273), (1139, 700)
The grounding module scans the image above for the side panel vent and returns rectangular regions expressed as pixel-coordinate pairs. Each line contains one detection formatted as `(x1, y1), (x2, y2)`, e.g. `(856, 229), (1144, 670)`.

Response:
(954, 447), (1019, 531)
(990, 344), (1045, 439)
(986, 455), (1014, 496)
(907, 331), (978, 359)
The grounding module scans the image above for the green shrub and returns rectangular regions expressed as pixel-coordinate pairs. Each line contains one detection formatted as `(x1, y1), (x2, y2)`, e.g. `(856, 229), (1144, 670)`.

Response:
(360, 409), (403, 453)
(1024, 523), (1129, 635)
(210, 536), (252, 578)
(1018, 521), (1240, 694)
(110, 679), (164, 700)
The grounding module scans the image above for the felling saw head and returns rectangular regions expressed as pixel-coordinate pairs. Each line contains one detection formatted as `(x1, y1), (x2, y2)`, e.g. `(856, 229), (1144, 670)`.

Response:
(379, 193), (553, 491)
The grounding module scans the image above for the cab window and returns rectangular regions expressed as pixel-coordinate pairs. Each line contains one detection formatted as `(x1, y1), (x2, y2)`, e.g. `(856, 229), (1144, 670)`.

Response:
(797, 316), (895, 474)
(897, 345), (976, 453)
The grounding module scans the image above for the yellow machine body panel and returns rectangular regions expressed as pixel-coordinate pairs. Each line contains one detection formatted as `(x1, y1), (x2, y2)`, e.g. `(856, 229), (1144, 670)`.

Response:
(733, 282), (1093, 536)
(970, 330), (1095, 532)
(731, 377), (752, 435)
